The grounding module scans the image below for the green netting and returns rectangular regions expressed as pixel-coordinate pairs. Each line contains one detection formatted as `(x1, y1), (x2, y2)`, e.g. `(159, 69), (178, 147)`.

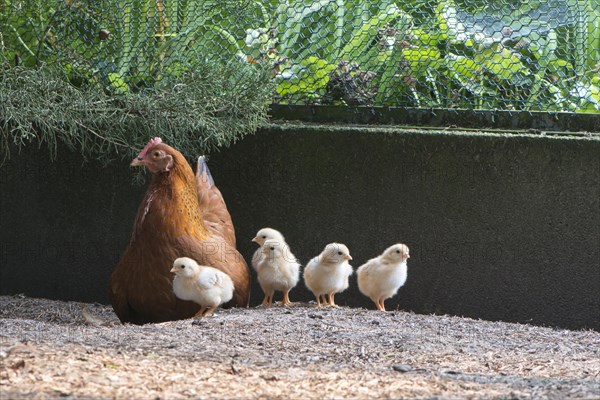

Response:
(268, 0), (600, 111)
(0, 0), (274, 163)
(1, 0), (599, 161)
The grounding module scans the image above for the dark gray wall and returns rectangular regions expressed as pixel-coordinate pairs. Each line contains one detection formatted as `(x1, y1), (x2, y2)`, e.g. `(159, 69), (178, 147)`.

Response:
(1, 125), (599, 330)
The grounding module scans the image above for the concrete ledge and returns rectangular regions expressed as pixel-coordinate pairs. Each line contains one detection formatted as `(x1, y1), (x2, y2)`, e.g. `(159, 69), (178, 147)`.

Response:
(270, 105), (600, 133)
(1, 124), (598, 330)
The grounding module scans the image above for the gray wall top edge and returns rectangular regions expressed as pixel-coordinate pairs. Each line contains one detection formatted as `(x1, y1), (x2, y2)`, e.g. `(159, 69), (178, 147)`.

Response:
(260, 121), (600, 143)
(269, 104), (600, 134)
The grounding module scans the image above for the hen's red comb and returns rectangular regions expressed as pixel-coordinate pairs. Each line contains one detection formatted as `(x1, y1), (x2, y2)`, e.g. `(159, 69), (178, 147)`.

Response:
(137, 137), (162, 158)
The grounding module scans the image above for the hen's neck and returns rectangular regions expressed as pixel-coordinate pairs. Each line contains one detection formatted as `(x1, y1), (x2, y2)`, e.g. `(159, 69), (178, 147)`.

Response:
(145, 163), (209, 240)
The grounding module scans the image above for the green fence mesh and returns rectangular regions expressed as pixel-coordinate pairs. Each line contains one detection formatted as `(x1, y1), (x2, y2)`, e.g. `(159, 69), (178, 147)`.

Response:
(1, 0), (599, 113)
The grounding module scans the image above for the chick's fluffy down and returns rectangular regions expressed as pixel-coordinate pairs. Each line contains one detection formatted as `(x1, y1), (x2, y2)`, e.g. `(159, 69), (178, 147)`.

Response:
(304, 259), (353, 296)
(256, 239), (301, 294)
(357, 244), (409, 303)
(304, 243), (353, 297)
(251, 228), (287, 272)
(172, 257), (234, 308)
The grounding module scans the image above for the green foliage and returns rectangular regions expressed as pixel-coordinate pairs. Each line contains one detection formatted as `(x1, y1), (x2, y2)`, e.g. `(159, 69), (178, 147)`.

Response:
(0, 0), (274, 163)
(253, 0), (599, 111)
(0, 0), (598, 165)
(276, 56), (336, 99)
(0, 58), (272, 165)
(0, 0), (58, 66)
(588, 1), (600, 69)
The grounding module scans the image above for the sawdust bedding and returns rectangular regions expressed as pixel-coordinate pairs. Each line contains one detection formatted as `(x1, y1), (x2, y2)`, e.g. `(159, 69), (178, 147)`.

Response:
(1, 295), (598, 399)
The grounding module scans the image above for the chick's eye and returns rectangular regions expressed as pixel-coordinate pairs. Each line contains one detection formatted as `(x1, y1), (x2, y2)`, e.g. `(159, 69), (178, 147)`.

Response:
(396, 250), (400, 254)
(270, 246), (275, 251)
(181, 265), (185, 269)
(337, 251), (342, 255)
(262, 235), (266, 239)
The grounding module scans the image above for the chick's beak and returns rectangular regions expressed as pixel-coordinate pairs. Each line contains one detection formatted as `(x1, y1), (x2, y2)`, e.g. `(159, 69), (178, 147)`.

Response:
(130, 157), (145, 167)
(251, 237), (259, 243)
(169, 267), (177, 273)
(346, 255), (353, 260)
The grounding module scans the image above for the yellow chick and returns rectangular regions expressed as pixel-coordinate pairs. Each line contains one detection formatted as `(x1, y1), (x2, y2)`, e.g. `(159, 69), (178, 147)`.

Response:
(251, 227), (299, 305)
(170, 257), (234, 317)
(255, 239), (301, 306)
(251, 227), (287, 272)
(303, 243), (353, 308)
(357, 243), (410, 311)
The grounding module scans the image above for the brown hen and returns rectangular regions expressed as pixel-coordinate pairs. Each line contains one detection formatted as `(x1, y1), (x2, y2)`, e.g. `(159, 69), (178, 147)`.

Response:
(109, 137), (250, 324)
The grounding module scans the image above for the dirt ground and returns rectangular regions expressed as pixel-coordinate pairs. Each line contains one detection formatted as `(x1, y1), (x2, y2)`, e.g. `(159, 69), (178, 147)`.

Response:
(0, 295), (598, 399)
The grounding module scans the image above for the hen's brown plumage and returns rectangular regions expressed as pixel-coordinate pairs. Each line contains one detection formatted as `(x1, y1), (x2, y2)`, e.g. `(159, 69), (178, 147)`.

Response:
(109, 138), (250, 324)
(195, 156), (236, 246)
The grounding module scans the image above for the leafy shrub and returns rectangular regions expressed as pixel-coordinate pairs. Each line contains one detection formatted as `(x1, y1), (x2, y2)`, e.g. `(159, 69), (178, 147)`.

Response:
(249, 0), (599, 111)
(0, 0), (274, 163)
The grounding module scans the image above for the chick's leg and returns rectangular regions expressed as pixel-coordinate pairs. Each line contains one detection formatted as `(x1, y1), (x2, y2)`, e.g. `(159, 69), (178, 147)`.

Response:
(320, 294), (328, 307)
(260, 294), (269, 306)
(202, 306), (218, 317)
(379, 298), (387, 312)
(328, 293), (339, 308)
(281, 290), (293, 306)
(373, 299), (382, 311)
(194, 306), (208, 318)
(316, 294), (322, 308)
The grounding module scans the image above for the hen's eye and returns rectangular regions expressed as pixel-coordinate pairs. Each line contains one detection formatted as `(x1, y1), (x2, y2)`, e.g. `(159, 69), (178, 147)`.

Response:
(153, 151), (160, 157)
(337, 251), (342, 255)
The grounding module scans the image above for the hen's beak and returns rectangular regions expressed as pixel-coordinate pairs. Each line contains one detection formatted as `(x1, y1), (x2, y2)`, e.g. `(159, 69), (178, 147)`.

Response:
(130, 157), (145, 167)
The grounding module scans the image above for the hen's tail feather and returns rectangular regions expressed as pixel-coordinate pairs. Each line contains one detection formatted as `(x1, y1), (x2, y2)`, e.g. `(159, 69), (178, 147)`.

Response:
(197, 156), (214, 188)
